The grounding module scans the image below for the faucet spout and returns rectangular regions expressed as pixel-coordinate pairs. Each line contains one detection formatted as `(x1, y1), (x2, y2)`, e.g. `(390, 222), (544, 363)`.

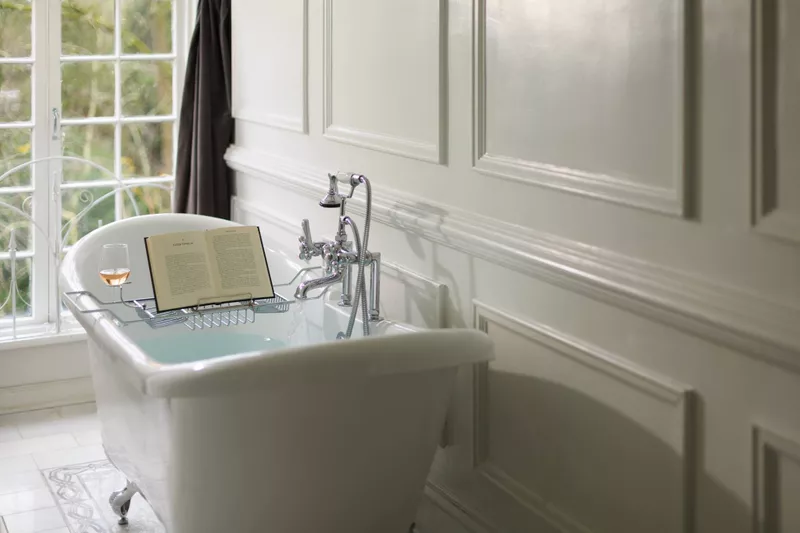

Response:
(294, 269), (345, 300)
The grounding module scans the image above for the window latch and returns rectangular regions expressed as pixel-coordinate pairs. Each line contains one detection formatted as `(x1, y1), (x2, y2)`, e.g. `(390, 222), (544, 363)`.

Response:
(52, 108), (61, 141)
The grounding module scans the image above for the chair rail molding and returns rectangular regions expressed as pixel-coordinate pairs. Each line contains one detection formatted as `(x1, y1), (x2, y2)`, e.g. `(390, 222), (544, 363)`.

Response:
(471, 0), (696, 217)
(225, 145), (800, 373)
(752, 0), (800, 244)
(470, 301), (696, 533)
(232, 0), (309, 134)
(322, 0), (447, 164)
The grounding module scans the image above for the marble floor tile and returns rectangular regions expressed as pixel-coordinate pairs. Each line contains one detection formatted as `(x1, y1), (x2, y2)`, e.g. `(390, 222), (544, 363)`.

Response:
(1, 507), (65, 533)
(0, 436), (77, 461)
(0, 412), (62, 441)
(0, 428), (21, 445)
(33, 445), (106, 470)
(0, 412), (59, 431)
(0, 489), (56, 515)
(72, 429), (102, 446)
(0, 472), (46, 497)
(16, 405), (98, 440)
(0, 457), (38, 477)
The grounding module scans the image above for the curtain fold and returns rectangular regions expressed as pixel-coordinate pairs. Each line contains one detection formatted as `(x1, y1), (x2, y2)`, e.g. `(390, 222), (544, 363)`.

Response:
(173, 0), (233, 219)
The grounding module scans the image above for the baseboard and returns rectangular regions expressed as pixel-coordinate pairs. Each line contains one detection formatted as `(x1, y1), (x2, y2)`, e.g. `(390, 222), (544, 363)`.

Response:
(416, 485), (495, 533)
(0, 377), (95, 415)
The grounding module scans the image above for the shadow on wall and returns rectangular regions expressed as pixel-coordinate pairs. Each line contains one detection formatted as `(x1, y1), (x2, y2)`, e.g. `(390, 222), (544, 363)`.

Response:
(469, 371), (752, 533)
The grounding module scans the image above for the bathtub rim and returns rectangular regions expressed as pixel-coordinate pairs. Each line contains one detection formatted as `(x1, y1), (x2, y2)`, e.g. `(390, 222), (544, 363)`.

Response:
(75, 303), (492, 398)
(61, 214), (494, 399)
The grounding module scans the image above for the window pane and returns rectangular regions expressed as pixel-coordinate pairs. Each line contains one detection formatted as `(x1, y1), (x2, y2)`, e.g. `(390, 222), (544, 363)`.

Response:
(0, 64), (32, 122)
(0, 193), (32, 252)
(122, 0), (172, 54)
(0, 1), (33, 58)
(0, 128), (31, 187)
(62, 61), (115, 118)
(121, 184), (171, 217)
(62, 0), (115, 56)
(61, 187), (114, 246)
(0, 258), (32, 319)
(121, 122), (173, 177)
(62, 125), (115, 181)
(121, 61), (172, 116)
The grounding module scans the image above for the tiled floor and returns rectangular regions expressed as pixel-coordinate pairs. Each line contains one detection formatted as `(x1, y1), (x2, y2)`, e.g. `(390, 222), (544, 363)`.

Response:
(0, 403), (105, 533)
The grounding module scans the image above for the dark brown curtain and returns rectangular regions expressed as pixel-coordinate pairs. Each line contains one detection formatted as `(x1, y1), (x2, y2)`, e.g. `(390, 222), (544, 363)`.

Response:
(173, 0), (232, 219)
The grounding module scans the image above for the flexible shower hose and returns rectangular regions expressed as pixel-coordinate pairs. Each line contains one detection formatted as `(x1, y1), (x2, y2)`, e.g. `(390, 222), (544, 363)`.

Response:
(343, 175), (372, 339)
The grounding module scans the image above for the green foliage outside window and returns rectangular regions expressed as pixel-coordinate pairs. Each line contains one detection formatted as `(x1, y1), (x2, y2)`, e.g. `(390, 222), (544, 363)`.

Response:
(0, 0), (175, 320)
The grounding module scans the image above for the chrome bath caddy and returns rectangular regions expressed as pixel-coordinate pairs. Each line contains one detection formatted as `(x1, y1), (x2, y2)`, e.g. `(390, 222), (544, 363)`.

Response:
(63, 267), (324, 331)
(131, 294), (293, 330)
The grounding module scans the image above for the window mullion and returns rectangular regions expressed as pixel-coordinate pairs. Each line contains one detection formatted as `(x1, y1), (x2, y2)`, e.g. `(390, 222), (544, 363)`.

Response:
(27, 0), (54, 324)
(114, 0), (123, 221)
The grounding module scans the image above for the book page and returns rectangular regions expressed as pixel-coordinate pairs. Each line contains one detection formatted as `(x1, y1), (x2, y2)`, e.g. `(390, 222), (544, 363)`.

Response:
(145, 230), (216, 311)
(206, 226), (275, 300)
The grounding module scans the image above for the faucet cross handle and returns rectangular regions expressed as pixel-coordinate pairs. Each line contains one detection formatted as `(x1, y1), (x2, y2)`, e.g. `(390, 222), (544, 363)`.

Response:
(298, 219), (330, 262)
(301, 219), (313, 245)
(298, 219), (316, 261)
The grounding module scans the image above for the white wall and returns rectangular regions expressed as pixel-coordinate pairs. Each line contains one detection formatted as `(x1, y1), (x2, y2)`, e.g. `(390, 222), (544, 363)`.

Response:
(229, 1), (800, 532)
(0, 339), (93, 415)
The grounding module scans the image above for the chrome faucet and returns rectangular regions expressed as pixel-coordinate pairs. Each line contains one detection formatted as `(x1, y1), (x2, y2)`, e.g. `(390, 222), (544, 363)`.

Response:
(294, 172), (382, 333)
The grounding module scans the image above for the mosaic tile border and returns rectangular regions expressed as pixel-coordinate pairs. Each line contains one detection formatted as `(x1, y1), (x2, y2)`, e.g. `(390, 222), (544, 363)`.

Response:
(44, 461), (164, 533)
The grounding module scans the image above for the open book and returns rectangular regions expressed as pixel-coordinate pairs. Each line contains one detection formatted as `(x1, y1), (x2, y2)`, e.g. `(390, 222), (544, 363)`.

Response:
(144, 226), (275, 312)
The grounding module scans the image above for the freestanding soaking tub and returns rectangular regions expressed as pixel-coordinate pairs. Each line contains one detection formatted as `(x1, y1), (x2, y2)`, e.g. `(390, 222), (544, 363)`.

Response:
(60, 214), (493, 533)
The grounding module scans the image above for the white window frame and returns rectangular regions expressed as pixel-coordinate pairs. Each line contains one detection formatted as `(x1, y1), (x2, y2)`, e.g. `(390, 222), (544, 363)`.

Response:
(0, 0), (192, 340)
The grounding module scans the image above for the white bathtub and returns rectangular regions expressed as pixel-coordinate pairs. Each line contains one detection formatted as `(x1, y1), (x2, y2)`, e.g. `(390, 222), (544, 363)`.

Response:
(60, 214), (492, 533)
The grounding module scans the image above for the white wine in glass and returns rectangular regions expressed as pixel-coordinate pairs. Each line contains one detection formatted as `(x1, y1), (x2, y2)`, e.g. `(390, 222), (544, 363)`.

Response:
(99, 244), (131, 287)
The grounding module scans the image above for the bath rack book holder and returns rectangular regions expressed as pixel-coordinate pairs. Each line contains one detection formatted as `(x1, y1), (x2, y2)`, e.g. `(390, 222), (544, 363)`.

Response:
(63, 267), (326, 330)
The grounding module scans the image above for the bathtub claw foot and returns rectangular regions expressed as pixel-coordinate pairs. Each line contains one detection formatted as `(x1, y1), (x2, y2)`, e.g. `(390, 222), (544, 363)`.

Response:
(109, 481), (139, 526)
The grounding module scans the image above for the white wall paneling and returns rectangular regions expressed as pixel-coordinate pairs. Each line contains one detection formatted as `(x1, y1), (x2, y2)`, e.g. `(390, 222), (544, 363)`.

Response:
(226, 147), (800, 374)
(232, 0), (308, 133)
(0, 377), (95, 416)
(752, 0), (800, 243)
(322, 0), (447, 163)
(229, 2), (800, 531)
(473, 0), (695, 216)
(753, 425), (800, 533)
(468, 302), (695, 533)
(0, 339), (92, 413)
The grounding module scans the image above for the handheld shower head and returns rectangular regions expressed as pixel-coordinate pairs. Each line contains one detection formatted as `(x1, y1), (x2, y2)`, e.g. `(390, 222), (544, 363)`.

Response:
(319, 174), (342, 208)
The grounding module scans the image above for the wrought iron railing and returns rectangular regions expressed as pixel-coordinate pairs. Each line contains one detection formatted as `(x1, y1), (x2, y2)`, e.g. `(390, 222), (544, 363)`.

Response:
(0, 156), (172, 340)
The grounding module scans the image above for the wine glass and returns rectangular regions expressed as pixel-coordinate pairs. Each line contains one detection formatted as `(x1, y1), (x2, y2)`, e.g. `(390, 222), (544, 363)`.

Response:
(99, 243), (130, 303)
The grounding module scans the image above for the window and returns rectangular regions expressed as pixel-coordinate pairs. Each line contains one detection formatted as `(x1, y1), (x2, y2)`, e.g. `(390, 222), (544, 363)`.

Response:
(0, 0), (189, 338)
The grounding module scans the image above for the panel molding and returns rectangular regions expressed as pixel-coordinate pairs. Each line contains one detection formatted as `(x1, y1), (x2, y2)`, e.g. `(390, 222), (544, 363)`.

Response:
(322, 0), (447, 164)
(753, 424), (800, 533)
(752, 0), (800, 243)
(225, 146), (800, 373)
(473, 301), (696, 533)
(472, 0), (694, 217)
(236, 109), (308, 135)
(233, 0), (309, 134)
